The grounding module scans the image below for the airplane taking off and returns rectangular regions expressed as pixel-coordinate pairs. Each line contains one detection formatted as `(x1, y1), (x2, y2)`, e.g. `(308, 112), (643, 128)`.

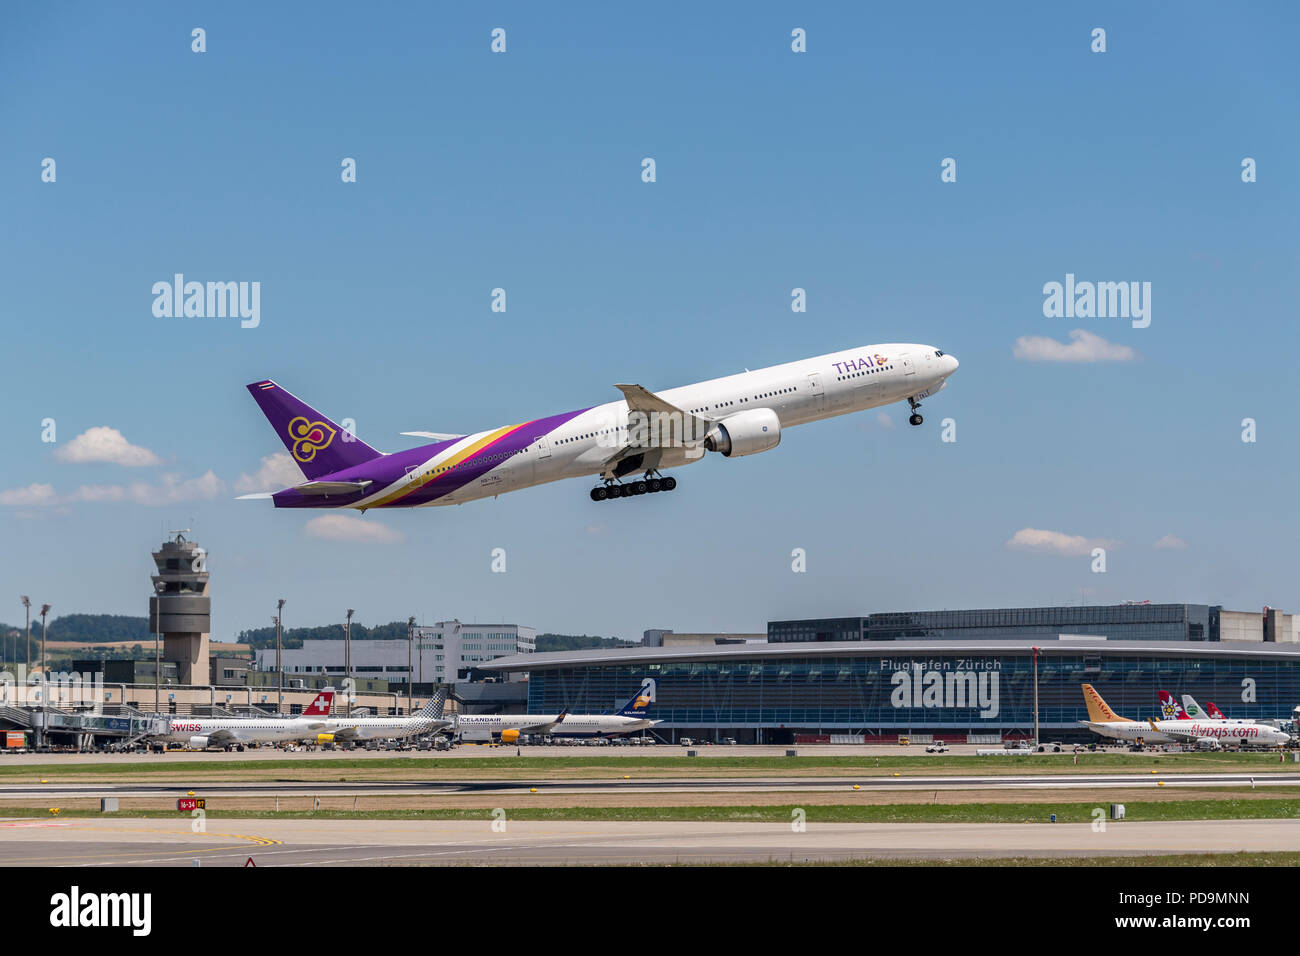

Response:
(455, 679), (659, 743)
(241, 345), (958, 508)
(153, 690), (336, 750)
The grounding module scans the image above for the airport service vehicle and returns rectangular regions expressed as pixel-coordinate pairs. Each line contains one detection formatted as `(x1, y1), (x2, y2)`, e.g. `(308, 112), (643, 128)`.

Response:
(925, 742), (949, 753)
(455, 679), (658, 743)
(317, 688), (451, 744)
(240, 344), (958, 509)
(152, 690), (335, 750)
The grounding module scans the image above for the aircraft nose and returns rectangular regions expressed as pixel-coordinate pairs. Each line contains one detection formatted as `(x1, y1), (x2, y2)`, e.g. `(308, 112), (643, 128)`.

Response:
(946, 354), (959, 374)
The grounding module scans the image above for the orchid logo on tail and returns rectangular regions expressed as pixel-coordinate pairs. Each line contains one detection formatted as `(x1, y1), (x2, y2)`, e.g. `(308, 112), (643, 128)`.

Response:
(288, 417), (337, 463)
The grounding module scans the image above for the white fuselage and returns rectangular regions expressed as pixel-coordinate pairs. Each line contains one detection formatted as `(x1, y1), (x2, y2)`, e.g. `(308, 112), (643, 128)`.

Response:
(1083, 721), (1175, 744)
(389, 344), (957, 506)
(320, 714), (449, 742)
(455, 713), (655, 739)
(156, 716), (328, 746)
(1152, 719), (1291, 747)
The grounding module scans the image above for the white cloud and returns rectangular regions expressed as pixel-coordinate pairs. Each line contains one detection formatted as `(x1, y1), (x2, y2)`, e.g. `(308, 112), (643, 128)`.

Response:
(1006, 527), (1119, 557)
(875, 411), (895, 429)
(305, 514), (403, 544)
(73, 472), (224, 506)
(0, 483), (57, 506)
(1154, 534), (1188, 550)
(1013, 329), (1136, 362)
(3, 472), (226, 508)
(54, 427), (161, 466)
(235, 453), (303, 492)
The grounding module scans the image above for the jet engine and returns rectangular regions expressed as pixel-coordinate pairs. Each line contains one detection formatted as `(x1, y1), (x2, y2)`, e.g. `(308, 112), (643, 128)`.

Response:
(500, 728), (521, 744)
(187, 736), (210, 749)
(316, 733), (335, 744)
(703, 408), (781, 458)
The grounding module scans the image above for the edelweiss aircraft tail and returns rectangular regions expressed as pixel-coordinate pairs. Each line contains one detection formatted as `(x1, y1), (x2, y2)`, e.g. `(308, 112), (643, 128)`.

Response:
(617, 678), (656, 718)
(1157, 690), (1189, 719)
(246, 380), (383, 480)
(1206, 701), (1228, 719)
(1081, 683), (1130, 722)
(303, 689), (335, 716)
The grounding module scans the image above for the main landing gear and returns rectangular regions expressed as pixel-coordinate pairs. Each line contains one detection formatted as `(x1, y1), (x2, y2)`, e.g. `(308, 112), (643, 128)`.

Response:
(907, 396), (924, 427)
(590, 474), (677, 501)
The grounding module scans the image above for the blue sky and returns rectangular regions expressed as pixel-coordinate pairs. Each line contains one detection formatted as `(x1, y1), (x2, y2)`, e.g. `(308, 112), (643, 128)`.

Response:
(2, 3), (1297, 642)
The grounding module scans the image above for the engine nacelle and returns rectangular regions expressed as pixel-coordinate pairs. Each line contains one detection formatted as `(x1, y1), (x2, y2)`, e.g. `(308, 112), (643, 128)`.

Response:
(316, 734), (335, 744)
(499, 728), (521, 744)
(704, 408), (781, 458)
(187, 736), (210, 749)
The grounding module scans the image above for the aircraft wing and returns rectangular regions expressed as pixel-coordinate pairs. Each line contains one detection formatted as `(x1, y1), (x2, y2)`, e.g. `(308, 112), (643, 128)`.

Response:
(614, 384), (714, 428)
(507, 711), (568, 735)
(324, 725), (361, 741)
(204, 729), (237, 744)
(401, 431), (466, 441)
(601, 385), (712, 477)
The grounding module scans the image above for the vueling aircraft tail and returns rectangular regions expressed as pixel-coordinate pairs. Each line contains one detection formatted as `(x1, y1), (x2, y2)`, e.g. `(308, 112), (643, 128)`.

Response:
(416, 686), (449, 719)
(246, 380), (383, 480)
(617, 678), (656, 717)
(1081, 683), (1130, 723)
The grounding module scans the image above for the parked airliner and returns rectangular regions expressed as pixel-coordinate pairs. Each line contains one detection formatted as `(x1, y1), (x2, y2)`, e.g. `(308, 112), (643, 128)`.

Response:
(153, 690), (335, 750)
(241, 345), (958, 507)
(319, 688), (452, 743)
(455, 679), (658, 743)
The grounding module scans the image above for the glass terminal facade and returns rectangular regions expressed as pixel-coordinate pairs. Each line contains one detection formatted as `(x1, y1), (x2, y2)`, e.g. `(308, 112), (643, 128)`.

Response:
(768, 604), (1220, 644)
(515, 644), (1300, 743)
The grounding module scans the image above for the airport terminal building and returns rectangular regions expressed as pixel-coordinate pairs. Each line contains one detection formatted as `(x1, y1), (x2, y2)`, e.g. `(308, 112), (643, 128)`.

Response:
(485, 603), (1300, 743)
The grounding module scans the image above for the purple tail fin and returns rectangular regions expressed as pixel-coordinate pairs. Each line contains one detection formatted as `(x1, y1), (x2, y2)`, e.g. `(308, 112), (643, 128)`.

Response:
(246, 380), (382, 480)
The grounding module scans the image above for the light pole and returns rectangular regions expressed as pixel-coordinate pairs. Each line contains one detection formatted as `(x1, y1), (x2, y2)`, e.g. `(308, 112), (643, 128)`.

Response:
(39, 604), (50, 676)
(20, 596), (30, 677)
(344, 608), (354, 716)
(1031, 645), (1040, 750)
(275, 598), (286, 715)
(407, 616), (415, 715)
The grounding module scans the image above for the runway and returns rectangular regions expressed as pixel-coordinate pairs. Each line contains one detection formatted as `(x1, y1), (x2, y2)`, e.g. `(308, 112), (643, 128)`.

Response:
(3, 772), (1298, 800)
(2, 816), (1298, 866)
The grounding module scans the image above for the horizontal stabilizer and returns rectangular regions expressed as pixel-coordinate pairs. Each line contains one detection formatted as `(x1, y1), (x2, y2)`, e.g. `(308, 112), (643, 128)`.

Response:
(401, 431), (466, 441)
(294, 480), (373, 496)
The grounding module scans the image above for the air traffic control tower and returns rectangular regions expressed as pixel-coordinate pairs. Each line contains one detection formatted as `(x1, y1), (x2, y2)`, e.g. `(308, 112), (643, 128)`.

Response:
(148, 531), (210, 685)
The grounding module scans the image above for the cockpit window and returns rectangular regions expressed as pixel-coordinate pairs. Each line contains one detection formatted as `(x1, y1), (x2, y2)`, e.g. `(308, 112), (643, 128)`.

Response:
(935, 350), (945, 357)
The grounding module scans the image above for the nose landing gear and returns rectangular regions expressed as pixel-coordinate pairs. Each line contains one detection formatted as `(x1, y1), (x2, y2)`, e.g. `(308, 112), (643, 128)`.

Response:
(907, 397), (924, 427)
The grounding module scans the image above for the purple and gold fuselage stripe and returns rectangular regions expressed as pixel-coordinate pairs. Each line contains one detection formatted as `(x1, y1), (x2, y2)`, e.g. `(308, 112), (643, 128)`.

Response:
(368, 423), (529, 508)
